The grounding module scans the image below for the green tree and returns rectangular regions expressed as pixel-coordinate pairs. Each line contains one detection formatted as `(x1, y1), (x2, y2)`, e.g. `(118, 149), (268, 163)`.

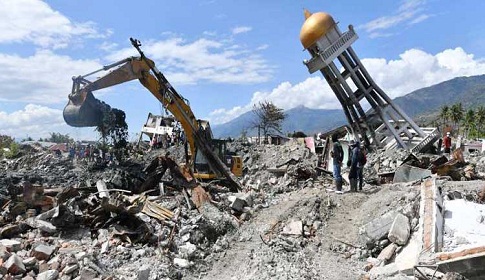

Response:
(47, 132), (73, 143)
(462, 109), (476, 139)
(5, 142), (20, 159)
(252, 101), (286, 143)
(450, 103), (464, 133)
(0, 135), (19, 158)
(439, 105), (450, 129)
(475, 106), (485, 137)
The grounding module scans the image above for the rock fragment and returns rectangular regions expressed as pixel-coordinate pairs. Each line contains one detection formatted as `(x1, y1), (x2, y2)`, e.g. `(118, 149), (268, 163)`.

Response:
(388, 213), (410, 246)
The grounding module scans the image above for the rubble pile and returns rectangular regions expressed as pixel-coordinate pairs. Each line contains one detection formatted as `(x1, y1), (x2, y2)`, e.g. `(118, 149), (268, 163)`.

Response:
(364, 148), (483, 185)
(237, 140), (321, 194)
(0, 139), (328, 279)
(2, 137), (485, 279)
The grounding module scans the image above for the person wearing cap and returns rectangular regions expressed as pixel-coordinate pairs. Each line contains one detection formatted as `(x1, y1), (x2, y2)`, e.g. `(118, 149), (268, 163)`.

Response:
(348, 140), (360, 192)
(443, 132), (452, 153)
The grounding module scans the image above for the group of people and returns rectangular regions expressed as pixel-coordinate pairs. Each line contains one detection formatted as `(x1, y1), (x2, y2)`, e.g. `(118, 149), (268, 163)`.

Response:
(67, 144), (113, 164)
(149, 131), (185, 151)
(330, 134), (366, 194)
(330, 130), (453, 194)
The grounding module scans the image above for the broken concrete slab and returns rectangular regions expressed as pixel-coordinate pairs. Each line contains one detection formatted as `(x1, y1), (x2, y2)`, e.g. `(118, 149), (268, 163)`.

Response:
(388, 213), (410, 246)
(25, 218), (57, 233)
(282, 220), (303, 235)
(394, 232), (420, 275)
(377, 243), (397, 263)
(393, 164), (432, 183)
(360, 210), (398, 244)
(0, 239), (21, 252)
(96, 180), (109, 198)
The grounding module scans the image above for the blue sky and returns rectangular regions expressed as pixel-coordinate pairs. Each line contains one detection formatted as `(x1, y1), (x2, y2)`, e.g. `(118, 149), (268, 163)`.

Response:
(1, 0), (485, 141)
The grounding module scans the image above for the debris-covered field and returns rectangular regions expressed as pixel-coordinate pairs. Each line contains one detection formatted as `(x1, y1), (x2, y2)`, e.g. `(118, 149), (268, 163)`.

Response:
(1, 139), (484, 279)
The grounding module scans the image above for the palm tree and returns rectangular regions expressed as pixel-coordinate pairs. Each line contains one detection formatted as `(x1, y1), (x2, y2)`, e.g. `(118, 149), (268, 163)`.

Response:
(462, 109), (476, 138)
(476, 106), (485, 137)
(439, 105), (450, 129)
(450, 103), (464, 134)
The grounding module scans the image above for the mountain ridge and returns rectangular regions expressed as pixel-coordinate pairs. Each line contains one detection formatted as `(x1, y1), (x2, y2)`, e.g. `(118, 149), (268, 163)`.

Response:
(212, 74), (485, 138)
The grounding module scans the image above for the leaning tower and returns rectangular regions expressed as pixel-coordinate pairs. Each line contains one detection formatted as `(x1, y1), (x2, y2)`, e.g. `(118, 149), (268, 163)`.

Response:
(299, 10), (436, 150)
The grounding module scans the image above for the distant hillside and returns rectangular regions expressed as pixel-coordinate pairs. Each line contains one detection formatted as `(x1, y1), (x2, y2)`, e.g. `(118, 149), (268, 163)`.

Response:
(212, 106), (345, 138)
(212, 74), (485, 138)
(393, 75), (485, 118)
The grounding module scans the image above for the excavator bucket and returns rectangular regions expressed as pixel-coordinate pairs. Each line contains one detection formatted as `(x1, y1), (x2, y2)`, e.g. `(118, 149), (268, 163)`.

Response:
(63, 91), (104, 127)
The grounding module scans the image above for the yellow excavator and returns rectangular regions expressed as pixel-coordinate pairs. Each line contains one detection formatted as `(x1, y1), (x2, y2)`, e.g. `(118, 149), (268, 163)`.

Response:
(63, 38), (242, 192)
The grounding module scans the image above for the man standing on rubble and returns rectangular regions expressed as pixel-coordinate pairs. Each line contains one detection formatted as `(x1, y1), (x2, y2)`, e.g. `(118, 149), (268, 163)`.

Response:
(331, 134), (344, 194)
(348, 140), (360, 192)
(443, 132), (452, 154)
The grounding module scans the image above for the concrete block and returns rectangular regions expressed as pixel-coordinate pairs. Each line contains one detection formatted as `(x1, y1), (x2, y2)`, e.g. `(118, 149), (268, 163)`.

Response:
(32, 244), (56, 261)
(229, 197), (245, 212)
(282, 220), (303, 235)
(4, 254), (26, 275)
(239, 192), (253, 207)
(37, 270), (59, 280)
(377, 243), (397, 263)
(173, 257), (191, 268)
(22, 256), (37, 266)
(388, 214), (410, 246)
(0, 239), (21, 252)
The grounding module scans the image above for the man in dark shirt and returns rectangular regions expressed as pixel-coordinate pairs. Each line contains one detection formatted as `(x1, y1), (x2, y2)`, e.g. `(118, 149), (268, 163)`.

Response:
(348, 141), (360, 192)
(331, 134), (344, 194)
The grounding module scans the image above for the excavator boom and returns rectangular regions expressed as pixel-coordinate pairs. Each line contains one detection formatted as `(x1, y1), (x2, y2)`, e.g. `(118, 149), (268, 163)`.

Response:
(63, 38), (242, 192)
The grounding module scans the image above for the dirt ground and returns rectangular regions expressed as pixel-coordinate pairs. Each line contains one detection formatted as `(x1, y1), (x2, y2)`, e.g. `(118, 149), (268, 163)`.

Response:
(185, 182), (414, 280)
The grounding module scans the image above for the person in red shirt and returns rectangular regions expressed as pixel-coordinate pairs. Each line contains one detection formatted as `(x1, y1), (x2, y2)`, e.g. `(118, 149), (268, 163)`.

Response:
(443, 132), (452, 153)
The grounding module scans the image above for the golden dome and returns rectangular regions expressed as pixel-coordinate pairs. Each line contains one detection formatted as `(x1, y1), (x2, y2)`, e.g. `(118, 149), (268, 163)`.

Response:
(300, 10), (335, 49)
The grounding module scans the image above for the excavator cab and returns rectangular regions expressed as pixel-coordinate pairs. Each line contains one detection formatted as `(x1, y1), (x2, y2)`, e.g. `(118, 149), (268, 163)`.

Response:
(194, 139), (243, 179)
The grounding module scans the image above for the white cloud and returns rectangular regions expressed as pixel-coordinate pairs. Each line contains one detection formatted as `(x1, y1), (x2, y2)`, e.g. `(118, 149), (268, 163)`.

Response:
(361, 0), (431, 36)
(99, 41), (118, 52)
(0, 104), (64, 139)
(0, 0), (109, 49)
(209, 47), (485, 124)
(231, 26), (252, 35)
(0, 50), (102, 104)
(0, 104), (100, 140)
(106, 37), (273, 85)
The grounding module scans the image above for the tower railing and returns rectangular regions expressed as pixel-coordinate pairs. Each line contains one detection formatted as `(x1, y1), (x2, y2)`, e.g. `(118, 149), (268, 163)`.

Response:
(304, 27), (358, 73)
